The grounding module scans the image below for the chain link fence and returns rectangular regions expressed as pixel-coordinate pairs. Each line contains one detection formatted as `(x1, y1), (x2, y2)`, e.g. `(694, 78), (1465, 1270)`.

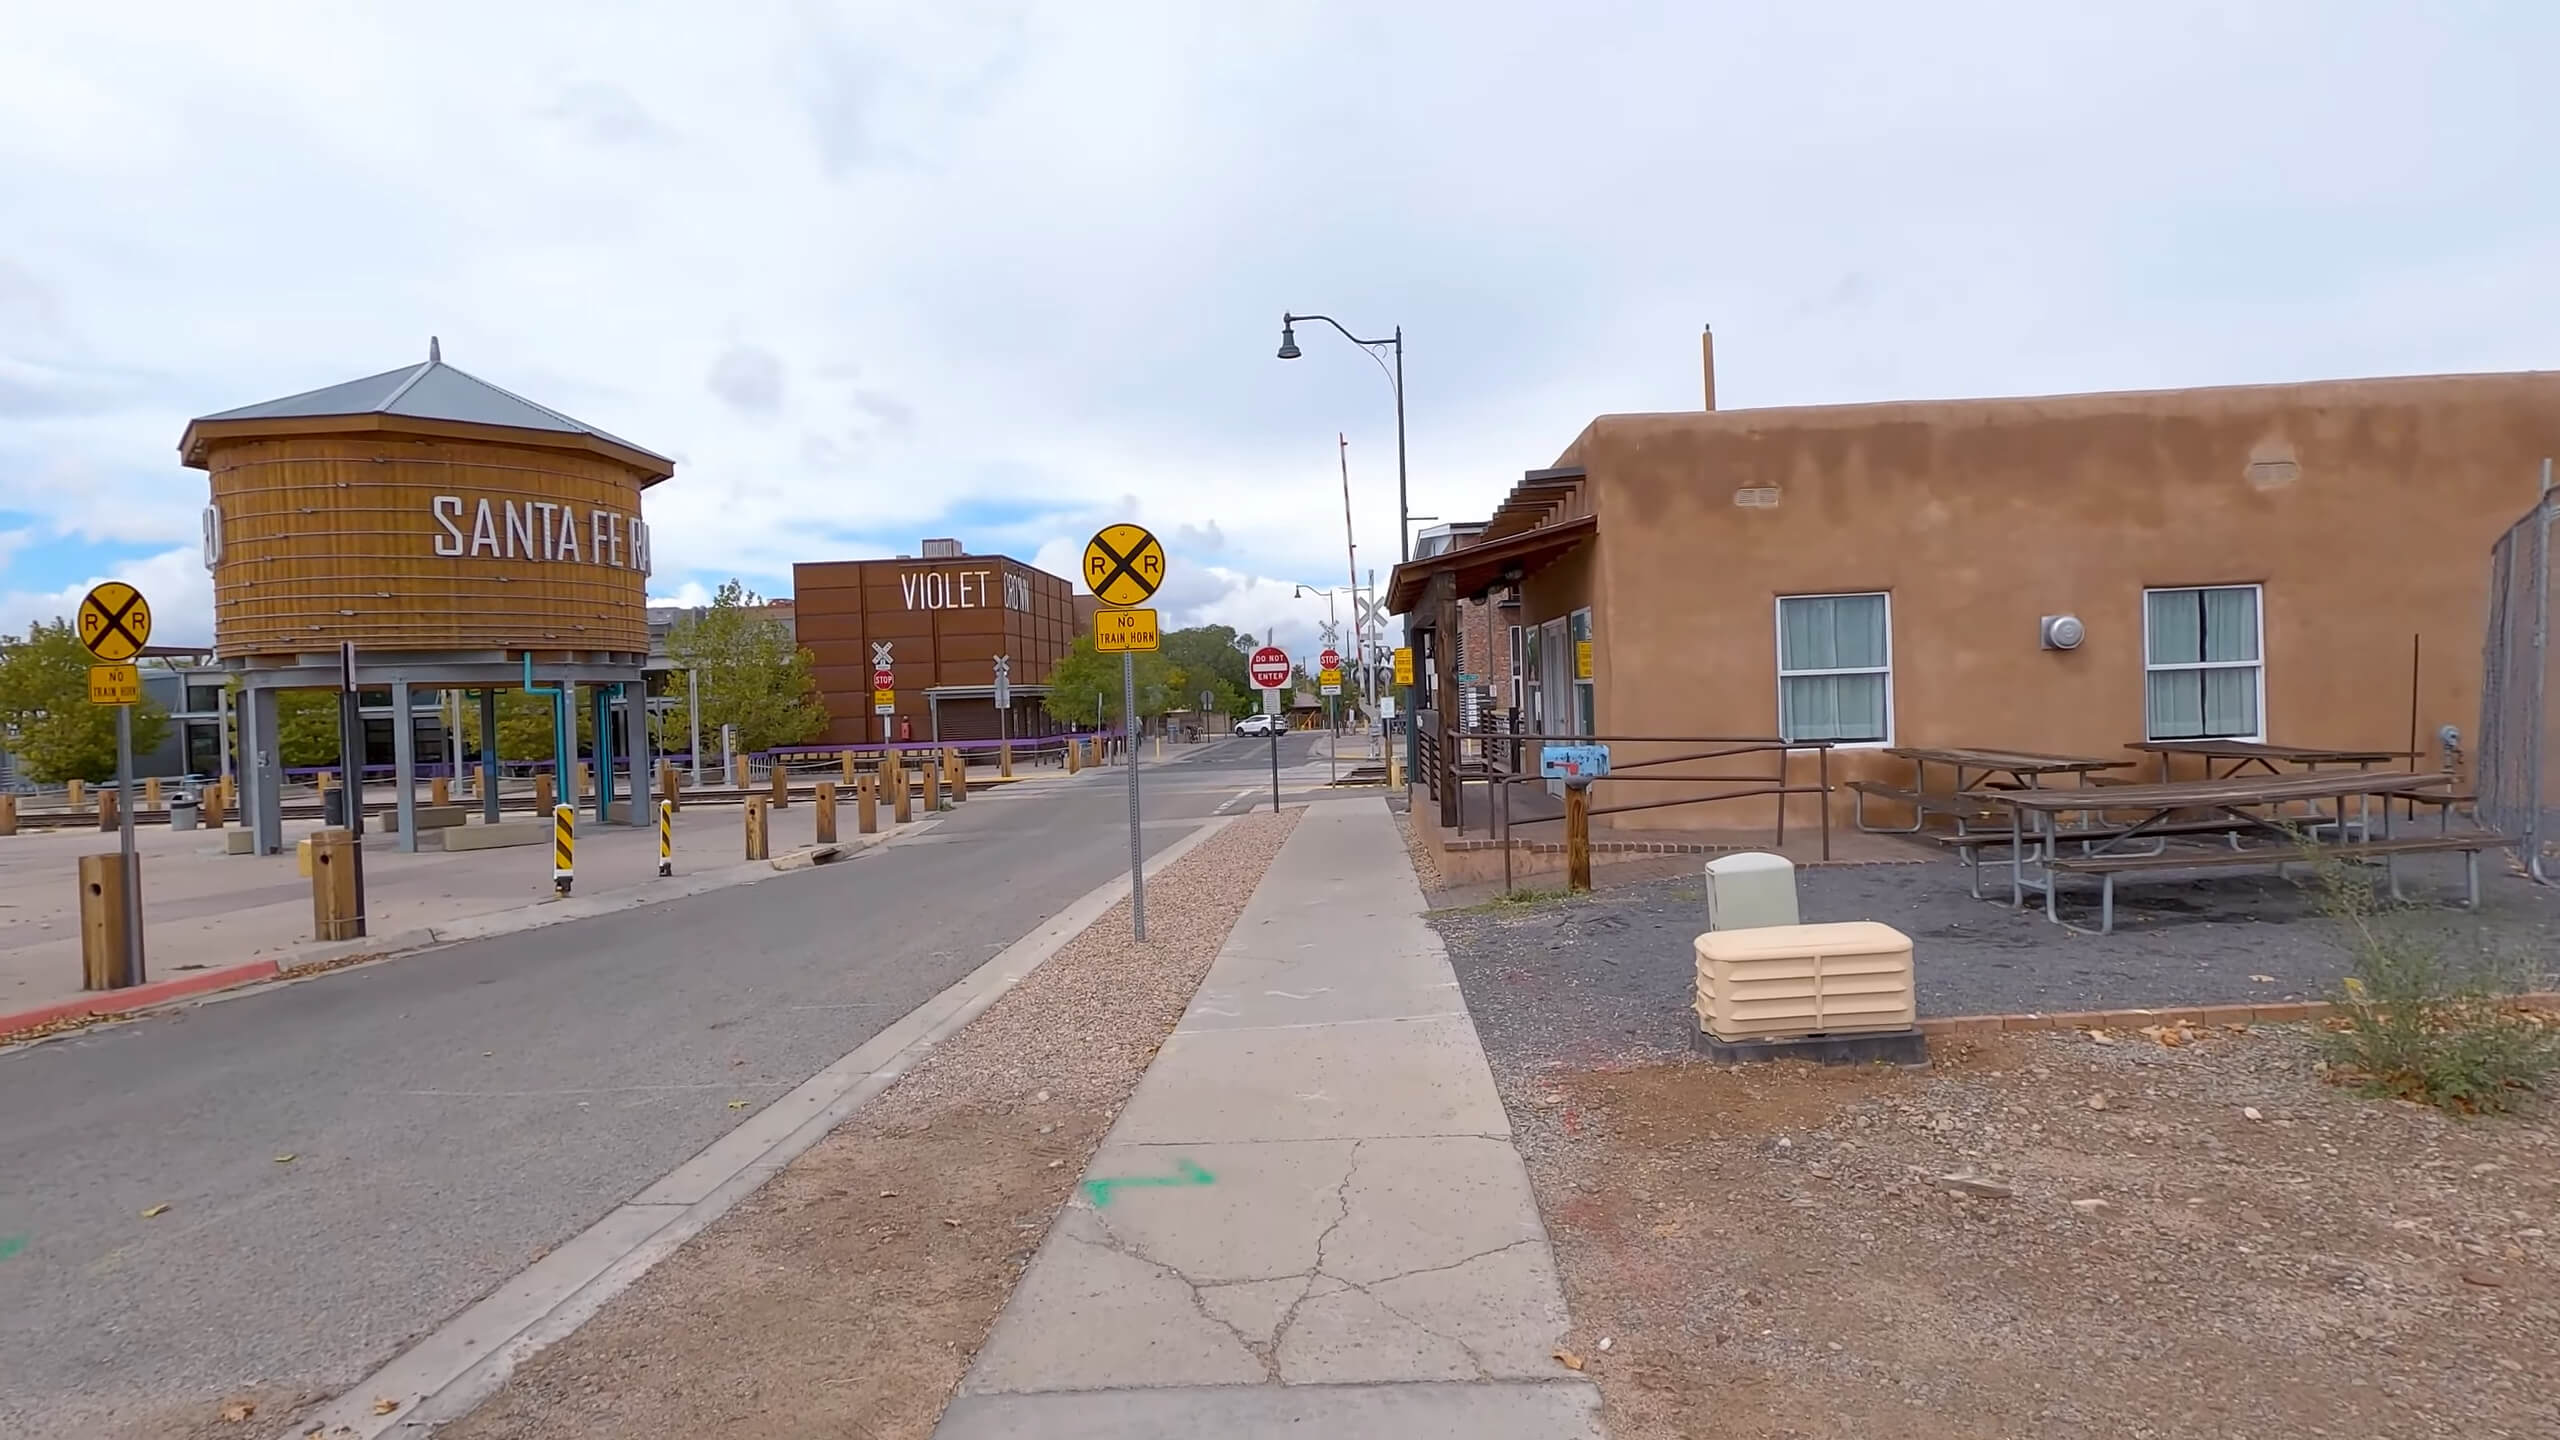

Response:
(2478, 490), (2559, 882)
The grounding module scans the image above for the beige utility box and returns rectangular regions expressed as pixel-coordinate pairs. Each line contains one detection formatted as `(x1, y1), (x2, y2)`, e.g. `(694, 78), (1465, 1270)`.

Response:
(1702, 851), (1799, 931)
(1693, 920), (1915, 1041)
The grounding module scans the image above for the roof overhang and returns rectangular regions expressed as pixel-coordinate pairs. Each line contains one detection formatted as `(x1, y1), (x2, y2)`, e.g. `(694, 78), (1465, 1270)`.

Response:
(179, 413), (677, 486)
(1386, 512), (1597, 615)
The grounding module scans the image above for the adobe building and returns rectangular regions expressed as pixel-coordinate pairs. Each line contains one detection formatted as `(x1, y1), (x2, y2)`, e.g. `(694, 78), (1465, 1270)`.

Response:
(793, 541), (1078, 745)
(182, 340), (673, 854)
(1390, 328), (2560, 834)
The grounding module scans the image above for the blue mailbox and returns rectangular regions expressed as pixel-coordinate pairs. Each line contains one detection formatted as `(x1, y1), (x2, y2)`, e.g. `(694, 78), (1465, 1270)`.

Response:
(1539, 743), (1611, 783)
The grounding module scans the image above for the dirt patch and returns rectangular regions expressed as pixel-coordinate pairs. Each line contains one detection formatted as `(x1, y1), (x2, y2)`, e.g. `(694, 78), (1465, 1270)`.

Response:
(1518, 1028), (2560, 1439)
(439, 808), (1300, 1440)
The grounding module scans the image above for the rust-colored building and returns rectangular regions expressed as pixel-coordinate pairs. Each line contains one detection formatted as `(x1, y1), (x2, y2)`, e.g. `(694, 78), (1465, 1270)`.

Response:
(1391, 333), (2560, 834)
(794, 542), (1077, 745)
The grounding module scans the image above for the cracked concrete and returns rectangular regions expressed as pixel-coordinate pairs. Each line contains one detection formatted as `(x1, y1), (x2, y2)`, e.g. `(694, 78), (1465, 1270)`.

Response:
(941, 798), (1603, 1440)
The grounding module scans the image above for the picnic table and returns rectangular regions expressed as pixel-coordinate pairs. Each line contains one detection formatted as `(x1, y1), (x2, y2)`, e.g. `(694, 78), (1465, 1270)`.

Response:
(1852, 746), (2135, 834)
(1984, 770), (2486, 935)
(2130, 739), (2415, 782)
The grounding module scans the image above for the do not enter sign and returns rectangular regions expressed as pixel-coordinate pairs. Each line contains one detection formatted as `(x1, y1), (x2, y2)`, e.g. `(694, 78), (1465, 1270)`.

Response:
(1249, 645), (1291, 690)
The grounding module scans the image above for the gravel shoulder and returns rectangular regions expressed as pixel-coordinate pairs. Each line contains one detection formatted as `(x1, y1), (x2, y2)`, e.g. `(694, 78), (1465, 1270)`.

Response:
(438, 808), (1301, 1440)
(1513, 1028), (2560, 1440)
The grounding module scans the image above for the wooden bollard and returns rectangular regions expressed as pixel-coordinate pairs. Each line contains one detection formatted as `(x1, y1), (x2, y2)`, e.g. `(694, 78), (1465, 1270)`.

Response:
(814, 781), (838, 844)
(884, 747), (902, 789)
(78, 853), (132, 989)
(1564, 781), (1593, 893)
(923, 761), (942, 813)
(743, 796), (769, 861)
(202, 782), (224, 829)
(841, 751), (856, 783)
(534, 772), (556, 813)
(67, 778), (84, 810)
(891, 768), (912, 824)
(770, 762), (789, 809)
(0, 793), (16, 836)
(1092, 736), (1106, 768)
(144, 776), (162, 811)
(310, 829), (363, 940)
(98, 787), (119, 832)
(572, 761), (590, 799)
(1000, 740), (1014, 778)
(1066, 740), (1081, 775)
(731, 756), (749, 791)
(947, 750), (967, 802)
(658, 761), (680, 811)
(430, 776), (449, 806)
(857, 773), (879, 833)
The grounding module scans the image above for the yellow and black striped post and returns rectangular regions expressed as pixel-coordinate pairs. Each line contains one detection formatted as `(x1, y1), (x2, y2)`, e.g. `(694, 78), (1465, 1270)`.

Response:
(657, 799), (673, 878)
(552, 803), (575, 896)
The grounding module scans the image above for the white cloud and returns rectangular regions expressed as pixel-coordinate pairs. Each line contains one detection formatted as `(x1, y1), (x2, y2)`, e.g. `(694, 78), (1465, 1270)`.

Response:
(0, 0), (2553, 633)
(0, 545), (210, 645)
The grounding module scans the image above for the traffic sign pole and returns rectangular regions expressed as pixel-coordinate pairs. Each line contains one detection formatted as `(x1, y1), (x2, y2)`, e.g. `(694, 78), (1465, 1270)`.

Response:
(114, 701), (142, 986)
(1123, 649), (1144, 942)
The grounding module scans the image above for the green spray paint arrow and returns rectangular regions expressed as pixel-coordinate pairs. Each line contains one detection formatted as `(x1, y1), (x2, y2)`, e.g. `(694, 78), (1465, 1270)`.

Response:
(1081, 1158), (1215, 1208)
(0, 1235), (27, 1262)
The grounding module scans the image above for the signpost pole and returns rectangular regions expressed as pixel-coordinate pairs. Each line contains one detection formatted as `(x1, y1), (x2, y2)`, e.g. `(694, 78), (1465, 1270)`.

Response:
(1123, 650), (1144, 941)
(114, 702), (142, 986)
(1328, 695), (1338, 786)
(688, 669), (703, 788)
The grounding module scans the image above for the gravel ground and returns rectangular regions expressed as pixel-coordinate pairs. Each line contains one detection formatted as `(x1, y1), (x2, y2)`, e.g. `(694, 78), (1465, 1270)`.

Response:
(1512, 1027), (2560, 1440)
(1431, 854), (2560, 1079)
(442, 808), (1301, 1440)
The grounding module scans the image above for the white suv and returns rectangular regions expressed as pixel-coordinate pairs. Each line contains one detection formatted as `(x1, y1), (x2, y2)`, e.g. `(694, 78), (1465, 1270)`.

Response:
(1234, 713), (1284, 738)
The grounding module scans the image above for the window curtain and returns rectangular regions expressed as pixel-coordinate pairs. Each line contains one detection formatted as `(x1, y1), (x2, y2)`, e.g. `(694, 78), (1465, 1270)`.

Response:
(1779, 595), (1887, 741)
(2145, 588), (2259, 737)
(1780, 595), (1886, 672)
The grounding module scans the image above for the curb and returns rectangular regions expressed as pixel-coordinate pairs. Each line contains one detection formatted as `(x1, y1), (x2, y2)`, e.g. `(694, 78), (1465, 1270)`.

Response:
(1914, 990), (2560, 1038)
(0, 960), (283, 1037)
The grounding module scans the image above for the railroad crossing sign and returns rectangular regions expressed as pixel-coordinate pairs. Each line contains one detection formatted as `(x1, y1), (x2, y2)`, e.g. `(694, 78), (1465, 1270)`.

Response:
(992, 654), (1011, 710)
(1095, 607), (1160, 652)
(77, 581), (152, 661)
(871, 641), (895, 668)
(1249, 645), (1291, 690)
(1318, 647), (1341, 672)
(1083, 523), (1166, 607)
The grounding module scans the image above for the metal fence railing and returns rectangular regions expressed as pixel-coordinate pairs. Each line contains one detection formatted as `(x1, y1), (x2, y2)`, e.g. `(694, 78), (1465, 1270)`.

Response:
(2479, 489), (2559, 882)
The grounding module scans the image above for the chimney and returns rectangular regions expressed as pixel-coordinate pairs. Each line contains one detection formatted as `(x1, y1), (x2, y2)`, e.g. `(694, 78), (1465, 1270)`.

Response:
(1700, 324), (1717, 412)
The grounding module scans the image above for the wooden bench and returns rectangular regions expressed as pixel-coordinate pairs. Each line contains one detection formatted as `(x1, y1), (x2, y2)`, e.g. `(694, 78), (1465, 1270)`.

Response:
(2042, 831), (2502, 935)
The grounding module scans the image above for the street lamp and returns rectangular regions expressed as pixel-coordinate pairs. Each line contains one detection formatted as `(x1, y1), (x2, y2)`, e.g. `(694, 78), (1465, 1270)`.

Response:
(1275, 313), (1410, 563)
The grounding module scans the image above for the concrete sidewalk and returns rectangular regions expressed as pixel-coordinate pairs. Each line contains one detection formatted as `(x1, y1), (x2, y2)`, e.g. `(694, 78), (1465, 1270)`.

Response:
(936, 797), (1602, 1439)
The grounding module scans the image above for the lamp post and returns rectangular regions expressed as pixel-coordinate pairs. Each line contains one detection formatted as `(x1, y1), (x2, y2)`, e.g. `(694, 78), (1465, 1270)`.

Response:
(1276, 314), (1409, 563)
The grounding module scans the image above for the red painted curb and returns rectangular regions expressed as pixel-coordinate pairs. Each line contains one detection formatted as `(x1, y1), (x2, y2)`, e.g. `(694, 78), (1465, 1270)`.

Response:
(0, 959), (282, 1039)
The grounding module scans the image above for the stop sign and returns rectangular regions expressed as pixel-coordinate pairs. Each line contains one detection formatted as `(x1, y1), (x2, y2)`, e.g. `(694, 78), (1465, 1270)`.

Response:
(1249, 645), (1291, 689)
(1318, 647), (1341, 672)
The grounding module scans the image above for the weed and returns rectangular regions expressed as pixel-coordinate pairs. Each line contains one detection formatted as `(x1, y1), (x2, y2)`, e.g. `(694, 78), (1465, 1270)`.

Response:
(2307, 845), (2560, 1113)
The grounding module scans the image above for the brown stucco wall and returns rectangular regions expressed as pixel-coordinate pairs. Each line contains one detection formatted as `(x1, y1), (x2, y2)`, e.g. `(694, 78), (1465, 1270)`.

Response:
(1514, 371), (2560, 832)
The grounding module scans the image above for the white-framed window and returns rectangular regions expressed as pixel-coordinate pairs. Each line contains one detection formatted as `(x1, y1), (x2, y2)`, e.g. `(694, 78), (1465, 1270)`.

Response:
(1775, 592), (1892, 745)
(1570, 608), (1595, 736)
(2144, 584), (2263, 740)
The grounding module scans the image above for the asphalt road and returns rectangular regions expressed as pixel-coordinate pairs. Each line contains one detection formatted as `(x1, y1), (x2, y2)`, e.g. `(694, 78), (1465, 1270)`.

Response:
(0, 738), (1318, 1439)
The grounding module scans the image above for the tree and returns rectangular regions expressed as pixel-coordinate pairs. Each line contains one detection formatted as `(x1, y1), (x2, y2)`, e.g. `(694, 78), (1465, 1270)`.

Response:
(0, 618), (172, 783)
(274, 689), (343, 767)
(1043, 634), (1174, 728)
(665, 579), (830, 753)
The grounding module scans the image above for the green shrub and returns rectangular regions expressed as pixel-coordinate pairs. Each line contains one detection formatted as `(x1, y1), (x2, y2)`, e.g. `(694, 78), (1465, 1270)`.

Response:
(2310, 848), (2560, 1113)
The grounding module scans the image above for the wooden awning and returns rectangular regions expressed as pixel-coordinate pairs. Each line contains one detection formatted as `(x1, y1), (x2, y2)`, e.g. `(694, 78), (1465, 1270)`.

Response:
(1386, 513), (1596, 615)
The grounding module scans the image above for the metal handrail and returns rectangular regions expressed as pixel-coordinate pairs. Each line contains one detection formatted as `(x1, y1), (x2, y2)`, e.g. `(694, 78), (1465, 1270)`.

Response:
(1454, 725), (1834, 861)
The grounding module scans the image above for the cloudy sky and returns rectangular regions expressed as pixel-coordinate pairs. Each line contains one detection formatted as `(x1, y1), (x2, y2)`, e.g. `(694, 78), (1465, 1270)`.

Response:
(3, 2), (2554, 663)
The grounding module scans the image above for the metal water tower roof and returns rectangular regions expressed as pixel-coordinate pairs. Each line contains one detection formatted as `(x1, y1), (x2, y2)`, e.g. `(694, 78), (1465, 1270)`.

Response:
(180, 337), (674, 482)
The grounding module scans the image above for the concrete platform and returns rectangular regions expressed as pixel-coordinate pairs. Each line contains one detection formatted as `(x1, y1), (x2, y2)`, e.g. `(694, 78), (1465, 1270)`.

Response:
(937, 1380), (1603, 1439)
